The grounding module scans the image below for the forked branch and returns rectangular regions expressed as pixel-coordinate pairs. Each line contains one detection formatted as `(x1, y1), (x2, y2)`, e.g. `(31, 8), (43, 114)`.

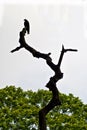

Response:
(11, 26), (78, 130)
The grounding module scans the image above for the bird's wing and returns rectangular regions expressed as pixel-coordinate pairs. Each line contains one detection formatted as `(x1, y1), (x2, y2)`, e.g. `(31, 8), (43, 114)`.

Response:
(24, 19), (30, 34)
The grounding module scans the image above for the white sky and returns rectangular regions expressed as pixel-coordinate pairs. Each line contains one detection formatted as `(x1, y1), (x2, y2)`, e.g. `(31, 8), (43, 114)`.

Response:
(0, 1), (87, 104)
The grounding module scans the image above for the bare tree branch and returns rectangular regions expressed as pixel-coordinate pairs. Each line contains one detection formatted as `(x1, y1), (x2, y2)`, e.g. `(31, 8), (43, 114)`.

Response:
(11, 46), (23, 53)
(11, 26), (78, 130)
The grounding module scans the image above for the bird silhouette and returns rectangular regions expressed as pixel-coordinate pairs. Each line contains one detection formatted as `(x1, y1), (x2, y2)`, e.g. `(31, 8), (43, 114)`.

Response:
(24, 19), (30, 34)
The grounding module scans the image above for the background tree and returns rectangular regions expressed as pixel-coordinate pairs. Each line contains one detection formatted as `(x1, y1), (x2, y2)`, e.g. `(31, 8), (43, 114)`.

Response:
(0, 86), (87, 130)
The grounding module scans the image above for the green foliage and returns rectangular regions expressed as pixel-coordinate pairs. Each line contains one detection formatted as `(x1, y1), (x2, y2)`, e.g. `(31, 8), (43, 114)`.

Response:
(0, 86), (87, 130)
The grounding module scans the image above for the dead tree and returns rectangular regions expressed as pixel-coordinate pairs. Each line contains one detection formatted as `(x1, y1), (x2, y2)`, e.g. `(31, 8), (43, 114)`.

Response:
(11, 25), (78, 130)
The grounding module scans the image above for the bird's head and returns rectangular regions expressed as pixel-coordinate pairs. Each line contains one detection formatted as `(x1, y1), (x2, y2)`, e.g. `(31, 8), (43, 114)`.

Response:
(24, 19), (28, 22)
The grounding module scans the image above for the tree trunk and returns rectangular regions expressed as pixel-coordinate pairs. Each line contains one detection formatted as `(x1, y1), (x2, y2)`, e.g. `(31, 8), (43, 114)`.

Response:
(11, 27), (77, 130)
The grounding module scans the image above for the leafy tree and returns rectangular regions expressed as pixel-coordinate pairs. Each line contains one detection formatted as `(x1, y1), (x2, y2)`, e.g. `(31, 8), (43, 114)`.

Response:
(0, 86), (87, 130)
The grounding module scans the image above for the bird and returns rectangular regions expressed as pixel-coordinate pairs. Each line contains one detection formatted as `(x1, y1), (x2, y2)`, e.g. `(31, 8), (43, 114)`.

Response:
(24, 19), (30, 34)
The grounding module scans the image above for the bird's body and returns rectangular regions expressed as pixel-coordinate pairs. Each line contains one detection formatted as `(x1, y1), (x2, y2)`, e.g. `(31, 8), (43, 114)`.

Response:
(24, 19), (30, 34)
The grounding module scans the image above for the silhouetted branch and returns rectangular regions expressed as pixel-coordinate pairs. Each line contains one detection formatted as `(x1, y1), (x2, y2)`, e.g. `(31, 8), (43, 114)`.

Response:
(11, 28), (52, 61)
(64, 48), (78, 52)
(39, 45), (77, 130)
(24, 43), (51, 59)
(11, 46), (23, 53)
(58, 45), (78, 67)
(11, 26), (78, 130)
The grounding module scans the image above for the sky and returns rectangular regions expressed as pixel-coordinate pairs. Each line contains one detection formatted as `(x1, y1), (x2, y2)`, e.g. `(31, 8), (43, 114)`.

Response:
(0, 0), (87, 104)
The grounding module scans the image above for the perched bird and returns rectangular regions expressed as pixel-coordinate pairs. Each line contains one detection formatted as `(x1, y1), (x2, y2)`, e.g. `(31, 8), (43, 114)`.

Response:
(24, 19), (30, 34)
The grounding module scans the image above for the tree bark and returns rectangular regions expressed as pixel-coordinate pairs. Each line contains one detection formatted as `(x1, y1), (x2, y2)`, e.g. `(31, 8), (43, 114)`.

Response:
(11, 28), (77, 130)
